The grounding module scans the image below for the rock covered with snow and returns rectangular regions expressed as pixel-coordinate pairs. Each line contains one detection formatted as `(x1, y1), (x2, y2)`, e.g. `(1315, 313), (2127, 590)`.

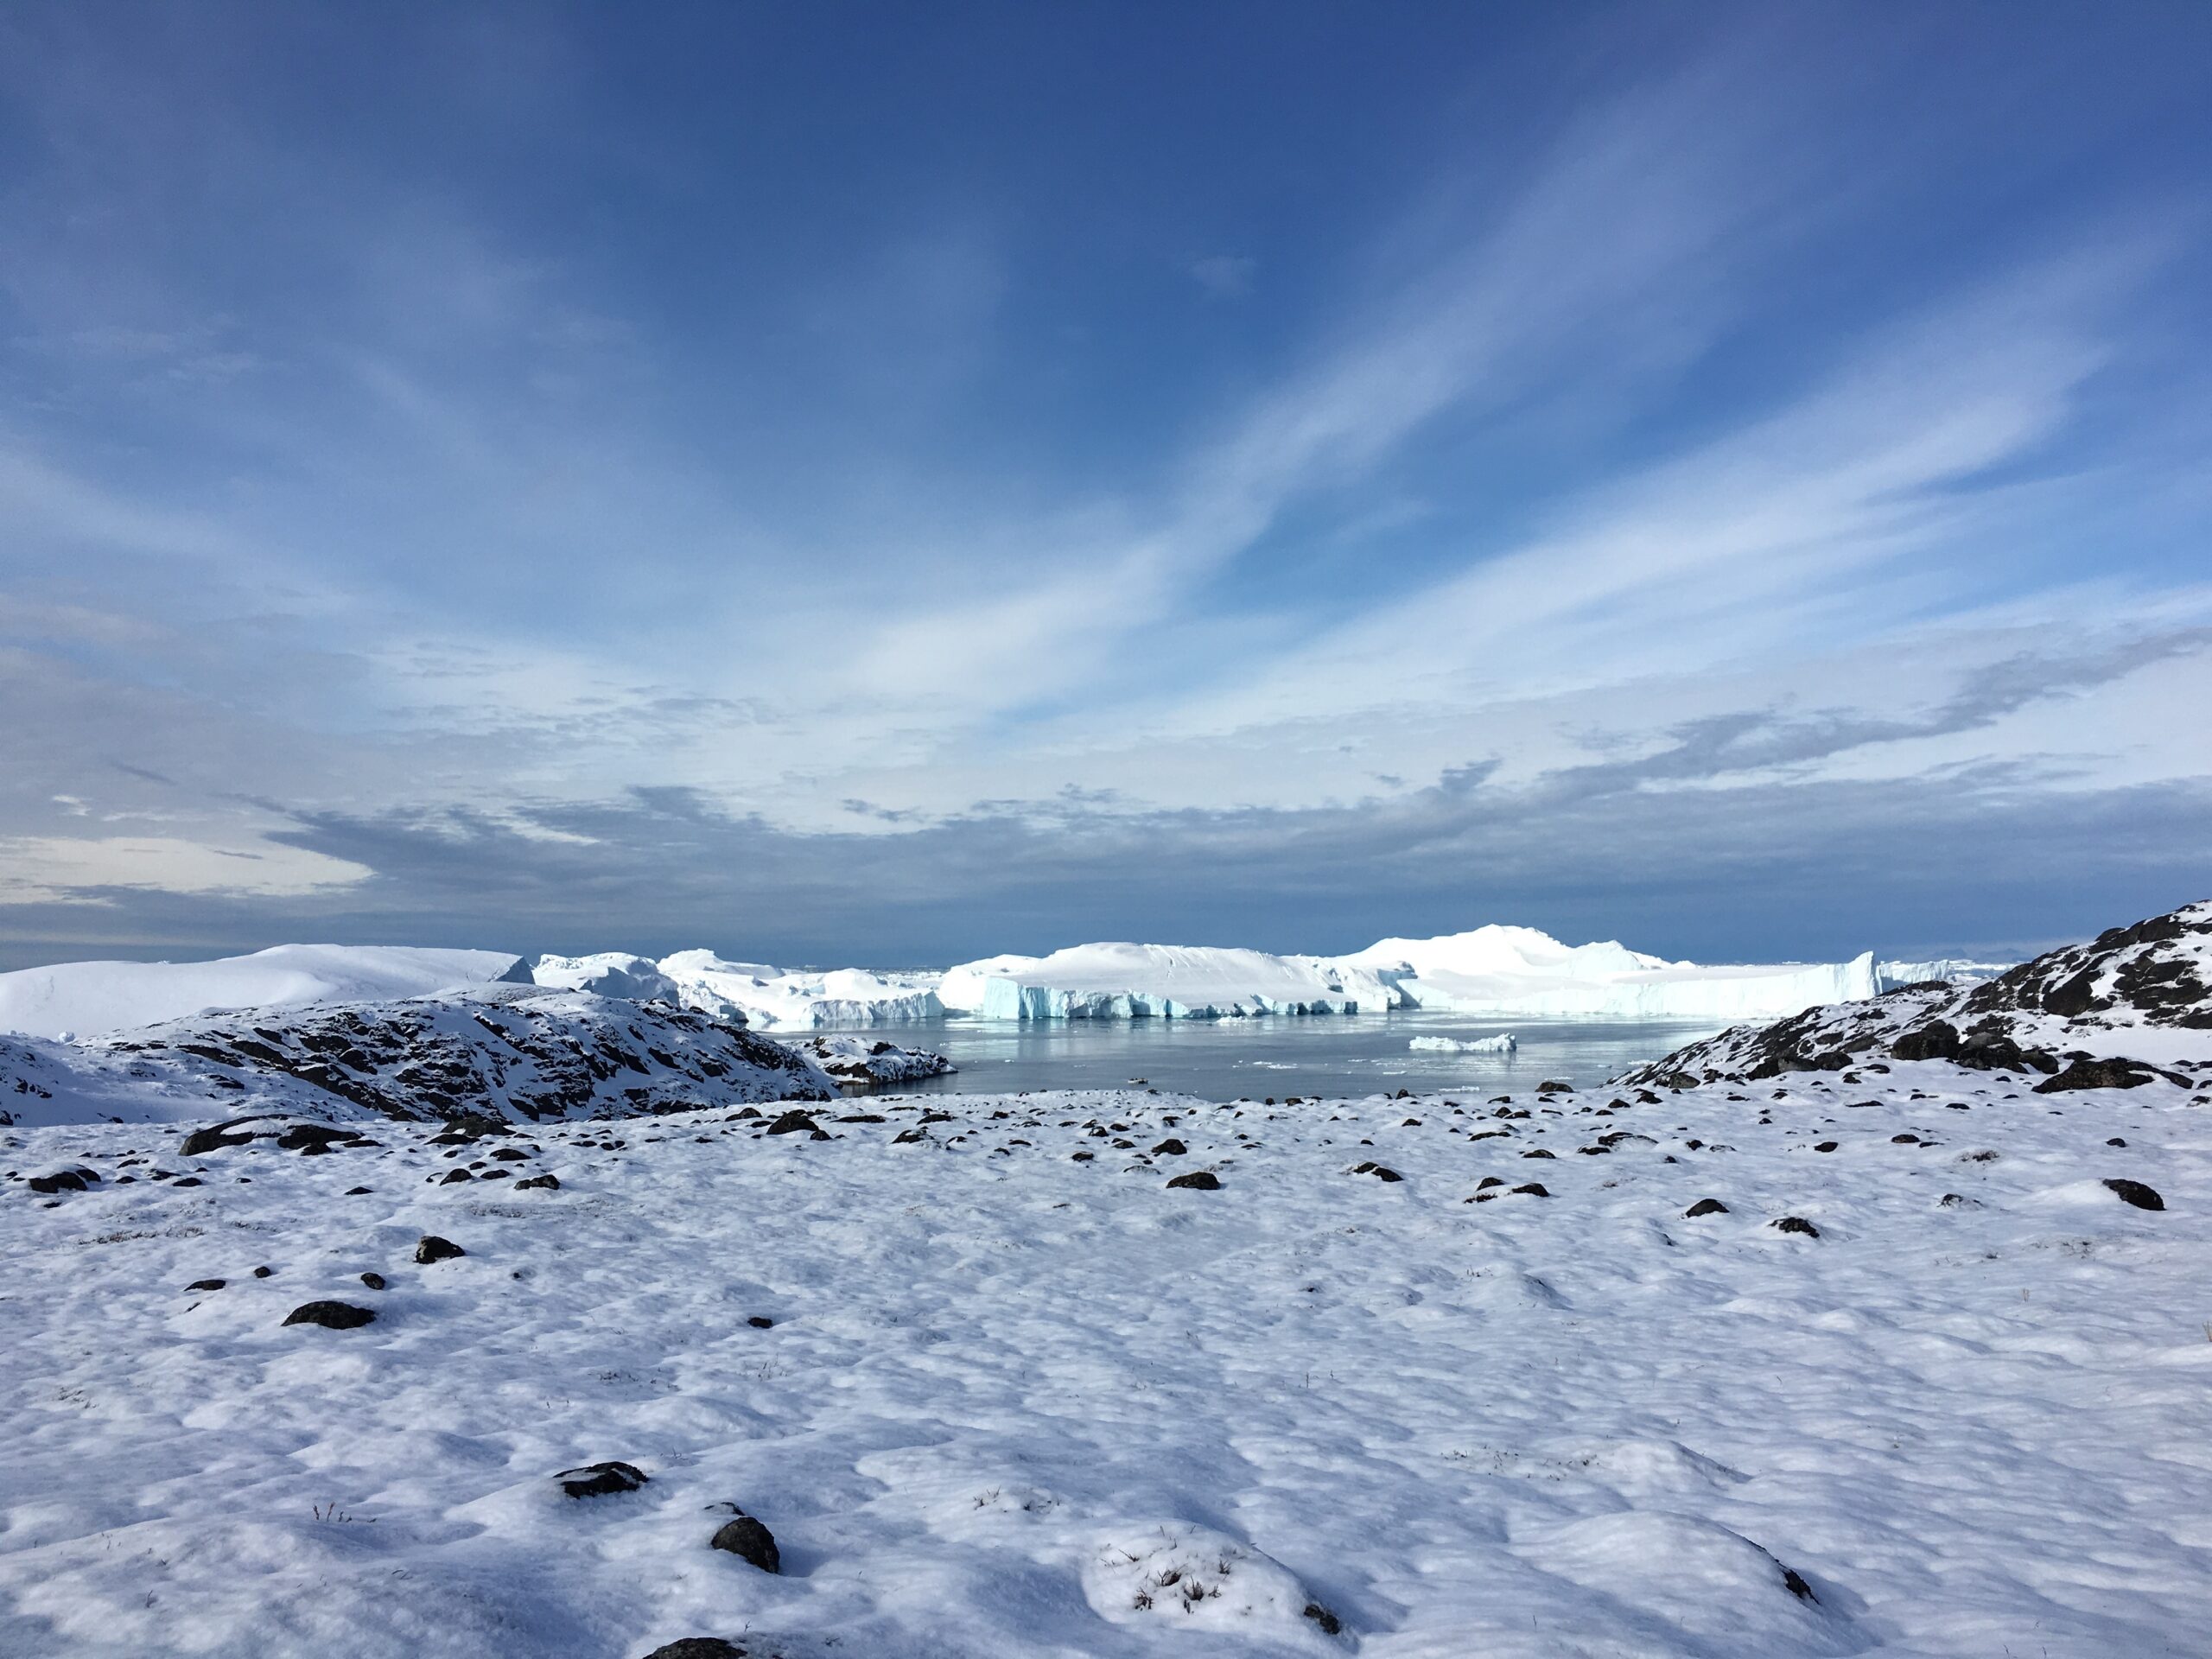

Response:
(0, 944), (530, 1042)
(784, 1033), (957, 1091)
(0, 982), (836, 1128)
(1626, 900), (2212, 1087)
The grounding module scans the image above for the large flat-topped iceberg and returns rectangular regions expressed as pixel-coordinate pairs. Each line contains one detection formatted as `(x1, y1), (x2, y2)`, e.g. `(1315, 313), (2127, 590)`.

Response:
(1340, 925), (1879, 1020)
(0, 944), (529, 1042)
(939, 943), (1402, 1020)
(945, 926), (1877, 1023)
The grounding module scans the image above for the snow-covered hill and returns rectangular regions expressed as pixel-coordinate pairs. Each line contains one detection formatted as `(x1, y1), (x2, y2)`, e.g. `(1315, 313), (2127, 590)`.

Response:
(0, 984), (842, 1128)
(0, 944), (529, 1041)
(1625, 900), (2212, 1089)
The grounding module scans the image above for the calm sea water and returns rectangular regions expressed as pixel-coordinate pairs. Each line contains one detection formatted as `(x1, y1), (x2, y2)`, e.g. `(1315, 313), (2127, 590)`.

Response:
(837, 1011), (1723, 1101)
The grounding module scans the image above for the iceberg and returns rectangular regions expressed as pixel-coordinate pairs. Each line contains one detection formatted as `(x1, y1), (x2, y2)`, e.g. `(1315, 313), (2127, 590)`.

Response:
(530, 951), (682, 1004)
(1408, 1033), (1518, 1053)
(938, 943), (1402, 1021)
(947, 927), (1880, 1025)
(1343, 925), (1879, 1021)
(0, 944), (530, 1043)
(1876, 958), (2014, 990)
(658, 950), (943, 1030)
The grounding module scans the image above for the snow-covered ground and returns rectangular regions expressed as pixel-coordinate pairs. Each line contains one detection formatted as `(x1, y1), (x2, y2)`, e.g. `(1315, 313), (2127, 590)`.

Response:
(0, 944), (528, 1042)
(5, 1055), (2209, 1658)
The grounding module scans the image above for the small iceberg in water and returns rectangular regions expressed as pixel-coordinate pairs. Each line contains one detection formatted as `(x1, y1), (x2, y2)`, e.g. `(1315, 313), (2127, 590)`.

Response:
(1409, 1033), (1517, 1054)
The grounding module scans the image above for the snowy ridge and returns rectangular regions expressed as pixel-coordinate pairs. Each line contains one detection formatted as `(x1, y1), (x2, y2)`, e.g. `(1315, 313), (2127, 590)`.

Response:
(0, 983), (841, 1128)
(0, 944), (530, 1042)
(1625, 900), (2212, 1086)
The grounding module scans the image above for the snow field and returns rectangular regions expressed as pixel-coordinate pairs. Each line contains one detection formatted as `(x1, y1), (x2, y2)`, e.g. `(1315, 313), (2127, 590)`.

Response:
(4, 1063), (2209, 1657)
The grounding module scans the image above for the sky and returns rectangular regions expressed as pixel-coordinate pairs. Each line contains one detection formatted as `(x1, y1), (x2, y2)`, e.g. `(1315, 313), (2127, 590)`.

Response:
(2, 1), (2209, 971)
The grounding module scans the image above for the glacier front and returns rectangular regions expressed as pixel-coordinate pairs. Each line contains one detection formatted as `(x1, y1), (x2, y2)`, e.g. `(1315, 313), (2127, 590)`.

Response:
(938, 944), (1402, 1020)
(943, 927), (1878, 1024)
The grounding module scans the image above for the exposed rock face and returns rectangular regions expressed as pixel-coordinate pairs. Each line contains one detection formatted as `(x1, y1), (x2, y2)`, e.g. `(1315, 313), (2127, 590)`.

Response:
(1624, 901), (2211, 1089)
(2, 983), (838, 1127)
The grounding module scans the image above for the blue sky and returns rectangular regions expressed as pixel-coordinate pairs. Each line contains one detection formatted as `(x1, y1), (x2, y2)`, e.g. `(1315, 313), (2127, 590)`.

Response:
(2, 2), (2209, 969)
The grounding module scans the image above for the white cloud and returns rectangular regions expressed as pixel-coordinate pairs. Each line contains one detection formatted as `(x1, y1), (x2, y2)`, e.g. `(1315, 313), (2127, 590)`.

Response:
(0, 836), (372, 906)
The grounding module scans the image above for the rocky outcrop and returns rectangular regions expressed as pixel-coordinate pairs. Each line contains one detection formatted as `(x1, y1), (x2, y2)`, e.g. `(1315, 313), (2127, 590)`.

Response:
(1624, 901), (2212, 1089)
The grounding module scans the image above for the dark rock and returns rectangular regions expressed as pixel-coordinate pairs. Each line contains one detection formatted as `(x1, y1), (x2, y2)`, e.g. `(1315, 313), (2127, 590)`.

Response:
(1302, 1602), (1343, 1636)
(764, 1110), (819, 1135)
(1476, 1176), (1504, 1189)
(2103, 1178), (2164, 1211)
(1684, 1198), (1729, 1217)
(439, 1168), (473, 1184)
(1536, 1079), (1574, 1093)
(709, 1513), (780, 1573)
(514, 1173), (560, 1190)
(1151, 1138), (1187, 1156)
(1166, 1170), (1221, 1191)
(1889, 1020), (1961, 1063)
(415, 1235), (466, 1264)
(747, 1316), (774, 1329)
(187, 1278), (226, 1291)
(27, 1170), (87, 1194)
(2107, 1136), (2127, 1147)
(277, 1123), (362, 1154)
(1938, 1192), (1978, 1208)
(1814, 1141), (1838, 1153)
(1783, 1566), (1816, 1602)
(556, 1460), (648, 1499)
(1369, 1166), (1403, 1182)
(360, 1272), (386, 1290)
(345, 1185), (373, 1195)
(1522, 1147), (1554, 1160)
(1772, 1216), (1820, 1236)
(2036, 1058), (2177, 1093)
(283, 1300), (377, 1330)
(1511, 1183), (1550, 1197)
(639, 1643), (748, 1659)
(252, 1265), (273, 1278)
(179, 1121), (264, 1156)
